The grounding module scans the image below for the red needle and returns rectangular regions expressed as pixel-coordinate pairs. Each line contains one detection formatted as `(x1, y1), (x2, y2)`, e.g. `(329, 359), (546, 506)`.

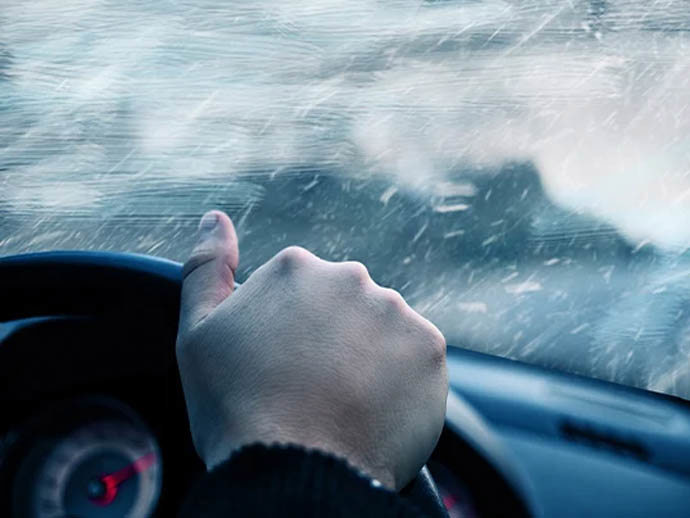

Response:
(90, 452), (156, 506)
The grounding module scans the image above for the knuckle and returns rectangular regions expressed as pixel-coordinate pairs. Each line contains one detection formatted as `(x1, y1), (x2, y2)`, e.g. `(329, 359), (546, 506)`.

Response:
(402, 308), (446, 362)
(275, 246), (313, 269)
(380, 287), (406, 311)
(426, 325), (447, 361)
(341, 261), (371, 285)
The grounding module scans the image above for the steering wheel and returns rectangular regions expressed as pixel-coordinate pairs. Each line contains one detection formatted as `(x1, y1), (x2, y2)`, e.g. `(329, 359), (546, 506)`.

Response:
(0, 251), (534, 517)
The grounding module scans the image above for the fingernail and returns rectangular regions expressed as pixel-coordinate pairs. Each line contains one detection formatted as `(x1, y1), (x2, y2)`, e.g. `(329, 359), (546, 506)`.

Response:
(199, 211), (219, 232)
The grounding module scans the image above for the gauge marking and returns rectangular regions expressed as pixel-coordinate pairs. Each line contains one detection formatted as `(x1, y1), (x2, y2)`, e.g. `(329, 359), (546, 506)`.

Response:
(19, 419), (162, 518)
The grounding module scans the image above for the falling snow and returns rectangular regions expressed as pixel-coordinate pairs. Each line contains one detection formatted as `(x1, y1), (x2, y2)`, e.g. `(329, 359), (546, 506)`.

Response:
(1, 0), (690, 399)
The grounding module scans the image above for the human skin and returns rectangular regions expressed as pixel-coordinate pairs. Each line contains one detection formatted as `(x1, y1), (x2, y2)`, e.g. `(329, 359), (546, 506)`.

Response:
(176, 210), (448, 490)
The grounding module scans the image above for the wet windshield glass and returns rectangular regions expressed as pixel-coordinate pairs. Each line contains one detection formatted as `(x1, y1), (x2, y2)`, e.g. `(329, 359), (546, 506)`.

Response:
(2, 1), (689, 399)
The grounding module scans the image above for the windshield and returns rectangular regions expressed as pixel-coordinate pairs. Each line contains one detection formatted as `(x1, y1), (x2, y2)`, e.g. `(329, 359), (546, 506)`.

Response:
(2, 1), (689, 400)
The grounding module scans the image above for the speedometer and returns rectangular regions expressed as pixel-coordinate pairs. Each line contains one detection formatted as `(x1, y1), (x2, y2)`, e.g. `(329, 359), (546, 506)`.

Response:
(13, 417), (161, 518)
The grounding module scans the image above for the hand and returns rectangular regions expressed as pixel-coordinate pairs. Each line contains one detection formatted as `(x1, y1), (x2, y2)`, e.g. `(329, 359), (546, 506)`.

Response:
(176, 210), (448, 490)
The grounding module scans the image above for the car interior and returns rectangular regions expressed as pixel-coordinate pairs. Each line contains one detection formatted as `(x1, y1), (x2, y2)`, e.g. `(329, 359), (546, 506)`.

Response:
(1, 250), (688, 517)
(3, 1), (690, 517)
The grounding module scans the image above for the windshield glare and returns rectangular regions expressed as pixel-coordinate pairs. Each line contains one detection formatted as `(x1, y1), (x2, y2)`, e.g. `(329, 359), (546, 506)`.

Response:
(2, 1), (690, 400)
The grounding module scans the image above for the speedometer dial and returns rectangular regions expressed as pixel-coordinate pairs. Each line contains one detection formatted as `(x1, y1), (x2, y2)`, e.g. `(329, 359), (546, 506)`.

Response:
(16, 419), (161, 518)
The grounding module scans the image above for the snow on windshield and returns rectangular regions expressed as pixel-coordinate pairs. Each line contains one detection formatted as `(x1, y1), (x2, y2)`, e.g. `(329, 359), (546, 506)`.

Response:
(1, 1), (689, 399)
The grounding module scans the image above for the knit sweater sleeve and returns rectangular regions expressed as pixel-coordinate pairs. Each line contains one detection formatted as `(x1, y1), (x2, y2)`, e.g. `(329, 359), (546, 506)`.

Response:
(179, 443), (426, 518)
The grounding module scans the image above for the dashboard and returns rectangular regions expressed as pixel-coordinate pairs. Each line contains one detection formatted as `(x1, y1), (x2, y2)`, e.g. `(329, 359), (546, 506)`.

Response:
(1, 251), (689, 517)
(446, 347), (690, 517)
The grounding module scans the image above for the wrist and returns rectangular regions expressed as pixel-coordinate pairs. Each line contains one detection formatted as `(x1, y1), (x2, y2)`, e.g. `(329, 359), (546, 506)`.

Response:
(214, 442), (388, 490)
(182, 443), (423, 518)
(200, 426), (395, 489)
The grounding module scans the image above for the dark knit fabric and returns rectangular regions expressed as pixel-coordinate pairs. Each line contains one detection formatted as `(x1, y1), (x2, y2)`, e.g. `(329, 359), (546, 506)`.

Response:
(179, 443), (427, 517)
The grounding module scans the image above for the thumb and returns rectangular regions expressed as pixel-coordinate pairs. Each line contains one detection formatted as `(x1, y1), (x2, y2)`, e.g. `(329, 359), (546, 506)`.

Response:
(179, 210), (239, 335)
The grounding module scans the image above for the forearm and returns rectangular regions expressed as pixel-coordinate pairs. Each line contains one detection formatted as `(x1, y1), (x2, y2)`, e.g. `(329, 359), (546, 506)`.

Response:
(179, 443), (424, 517)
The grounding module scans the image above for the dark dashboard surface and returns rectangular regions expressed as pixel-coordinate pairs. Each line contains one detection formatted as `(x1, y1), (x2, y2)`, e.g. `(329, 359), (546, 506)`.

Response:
(447, 347), (690, 517)
(1, 252), (689, 517)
